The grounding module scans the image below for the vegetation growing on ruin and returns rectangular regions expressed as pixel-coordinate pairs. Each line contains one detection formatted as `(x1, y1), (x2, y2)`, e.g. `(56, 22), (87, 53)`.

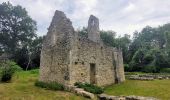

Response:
(35, 81), (64, 91)
(74, 82), (104, 94)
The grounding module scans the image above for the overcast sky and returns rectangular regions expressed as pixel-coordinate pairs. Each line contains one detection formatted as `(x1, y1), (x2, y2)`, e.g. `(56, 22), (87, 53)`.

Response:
(1, 0), (170, 36)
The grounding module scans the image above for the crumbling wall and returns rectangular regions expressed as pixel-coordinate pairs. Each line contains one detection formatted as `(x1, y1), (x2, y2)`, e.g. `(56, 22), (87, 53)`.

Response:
(39, 10), (125, 86)
(39, 10), (74, 85)
(113, 49), (125, 83)
(69, 36), (115, 86)
(88, 15), (100, 43)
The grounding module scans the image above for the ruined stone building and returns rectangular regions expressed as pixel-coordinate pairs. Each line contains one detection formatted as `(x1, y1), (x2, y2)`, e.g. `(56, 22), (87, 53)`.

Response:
(39, 10), (125, 86)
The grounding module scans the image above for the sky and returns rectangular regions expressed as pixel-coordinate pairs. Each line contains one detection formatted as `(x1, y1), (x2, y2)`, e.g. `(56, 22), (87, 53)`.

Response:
(1, 0), (170, 36)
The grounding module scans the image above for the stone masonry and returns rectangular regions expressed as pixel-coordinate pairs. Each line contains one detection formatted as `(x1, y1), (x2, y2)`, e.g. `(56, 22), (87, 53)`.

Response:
(39, 10), (125, 86)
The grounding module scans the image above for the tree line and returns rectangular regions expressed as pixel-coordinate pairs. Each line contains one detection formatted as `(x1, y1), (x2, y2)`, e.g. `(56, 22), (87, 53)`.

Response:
(98, 24), (170, 73)
(1, 2), (170, 73)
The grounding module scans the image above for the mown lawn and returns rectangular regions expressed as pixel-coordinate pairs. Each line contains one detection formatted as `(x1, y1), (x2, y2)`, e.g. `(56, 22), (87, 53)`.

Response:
(0, 69), (88, 100)
(104, 79), (170, 100)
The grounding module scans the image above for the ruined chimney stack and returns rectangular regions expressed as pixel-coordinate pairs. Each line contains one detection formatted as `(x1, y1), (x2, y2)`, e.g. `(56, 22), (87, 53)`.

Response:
(87, 15), (100, 43)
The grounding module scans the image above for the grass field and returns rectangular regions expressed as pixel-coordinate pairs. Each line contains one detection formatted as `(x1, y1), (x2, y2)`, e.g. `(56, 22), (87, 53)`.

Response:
(0, 69), (88, 100)
(104, 79), (170, 100)
(0, 69), (170, 100)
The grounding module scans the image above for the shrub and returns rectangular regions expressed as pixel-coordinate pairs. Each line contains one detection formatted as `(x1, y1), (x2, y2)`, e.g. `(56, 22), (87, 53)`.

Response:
(35, 81), (64, 91)
(160, 68), (170, 73)
(29, 69), (39, 74)
(1, 67), (14, 82)
(74, 82), (103, 94)
(124, 64), (130, 72)
(0, 61), (22, 82)
(74, 82), (84, 88)
(142, 66), (158, 73)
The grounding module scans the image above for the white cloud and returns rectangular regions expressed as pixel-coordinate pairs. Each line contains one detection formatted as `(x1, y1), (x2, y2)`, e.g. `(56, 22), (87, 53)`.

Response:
(1, 0), (170, 36)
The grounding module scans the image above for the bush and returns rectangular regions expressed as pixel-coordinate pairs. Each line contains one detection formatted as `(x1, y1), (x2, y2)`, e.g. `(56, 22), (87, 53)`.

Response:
(160, 68), (170, 73)
(124, 64), (130, 72)
(0, 61), (22, 82)
(35, 81), (64, 91)
(74, 82), (103, 94)
(142, 66), (158, 73)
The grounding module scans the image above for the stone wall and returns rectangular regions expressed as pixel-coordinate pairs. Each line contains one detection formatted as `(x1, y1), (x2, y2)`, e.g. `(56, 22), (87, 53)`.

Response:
(39, 10), (125, 86)
(98, 94), (159, 100)
(113, 49), (125, 83)
(88, 15), (100, 43)
(69, 36), (115, 86)
(39, 10), (74, 85)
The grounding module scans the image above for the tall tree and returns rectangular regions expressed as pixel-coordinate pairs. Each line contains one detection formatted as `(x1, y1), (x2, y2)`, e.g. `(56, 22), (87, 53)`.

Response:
(116, 34), (131, 63)
(0, 2), (37, 54)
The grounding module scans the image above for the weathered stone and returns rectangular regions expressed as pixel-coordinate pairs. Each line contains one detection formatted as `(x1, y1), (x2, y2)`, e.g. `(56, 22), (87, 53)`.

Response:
(128, 74), (170, 80)
(129, 77), (154, 81)
(88, 15), (100, 43)
(126, 96), (159, 100)
(71, 87), (95, 99)
(64, 85), (77, 92)
(98, 94), (159, 100)
(98, 94), (108, 100)
(81, 91), (95, 99)
(39, 10), (125, 86)
(74, 88), (84, 94)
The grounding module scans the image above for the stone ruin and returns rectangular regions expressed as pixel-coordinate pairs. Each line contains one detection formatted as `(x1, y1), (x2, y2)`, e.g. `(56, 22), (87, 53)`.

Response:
(39, 10), (125, 86)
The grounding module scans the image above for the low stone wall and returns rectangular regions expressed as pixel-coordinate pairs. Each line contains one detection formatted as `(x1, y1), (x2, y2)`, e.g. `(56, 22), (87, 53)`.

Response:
(128, 74), (170, 80)
(129, 76), (154, 81)
(139, 75), (170, 79)
(98, 94), (159, 100)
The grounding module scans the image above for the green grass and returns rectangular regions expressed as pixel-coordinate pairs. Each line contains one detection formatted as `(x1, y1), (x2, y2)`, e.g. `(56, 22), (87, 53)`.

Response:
(0, 69), (88, 100)
(1, 69), (170, 100)
(104, 79), (170, 100)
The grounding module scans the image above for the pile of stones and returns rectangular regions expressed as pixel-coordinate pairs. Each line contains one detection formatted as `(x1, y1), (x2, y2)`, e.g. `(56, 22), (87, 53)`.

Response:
(98, 94), (159, 100)
(129, 76), (154, 81)
(64, 85), (95, 99)
(64, 85), (160, 100)
(128, 74), (170, 81)
(139, 75), (170, 80)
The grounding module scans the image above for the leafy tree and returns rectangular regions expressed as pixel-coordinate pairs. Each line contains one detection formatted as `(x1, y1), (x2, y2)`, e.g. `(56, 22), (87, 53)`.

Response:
(77, 27), (88, 38)
(0, 2), (37, 55)
(128, 24), (170, 72)
(115, 34), (131, 63)
(0, 2), (39, 69)
(100, 30), (116, 46)
(15, 36), (43, 70)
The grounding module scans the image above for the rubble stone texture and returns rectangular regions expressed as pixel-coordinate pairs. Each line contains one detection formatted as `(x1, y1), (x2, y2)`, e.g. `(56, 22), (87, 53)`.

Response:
(39, 10), (125, 86)
(98, 94), (159, 100)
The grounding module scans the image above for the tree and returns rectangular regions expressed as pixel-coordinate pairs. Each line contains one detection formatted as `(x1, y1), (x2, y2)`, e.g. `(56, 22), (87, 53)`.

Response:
(0, 2), (38, 69)
(77, 27), (88, 38)
(26, 36), (43, 70)
(115, 34), (131, 63)
(15, 36), (43, 70)
(100, 30), (116, 46)
(0, 2), (37, 55)
(128, 24), (170, 72)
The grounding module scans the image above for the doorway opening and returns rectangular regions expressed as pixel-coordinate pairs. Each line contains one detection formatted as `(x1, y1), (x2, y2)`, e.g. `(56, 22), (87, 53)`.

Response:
(90, 63), (96, 84)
